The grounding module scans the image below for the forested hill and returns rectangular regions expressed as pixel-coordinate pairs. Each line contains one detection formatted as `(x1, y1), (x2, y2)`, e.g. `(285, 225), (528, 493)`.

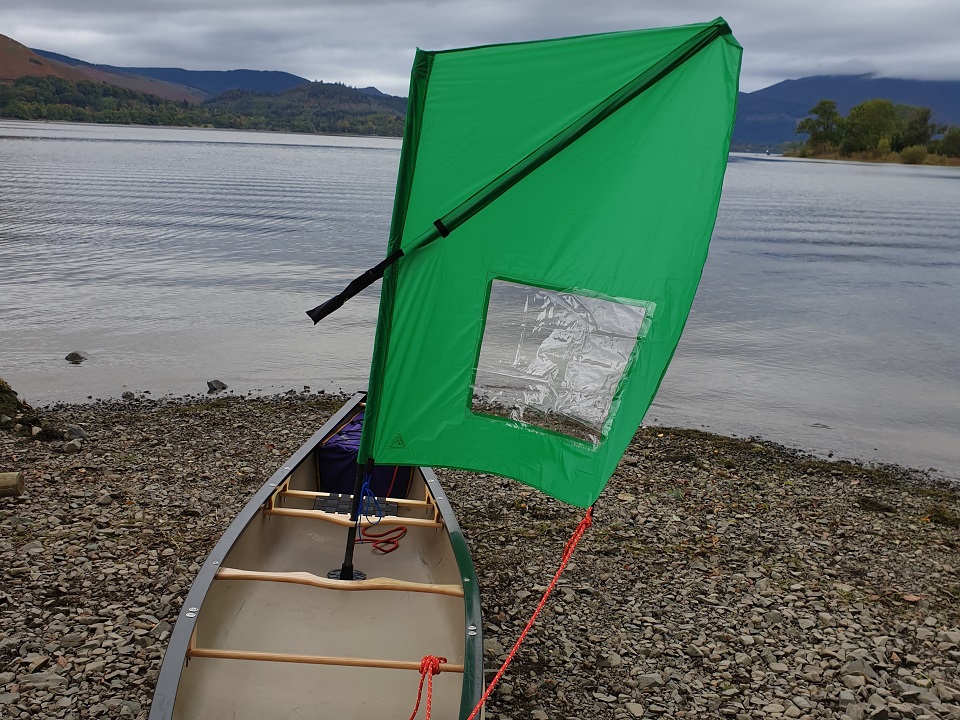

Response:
(0, 33), (204, 102)
(2, 32), (405, 134)
(204, 83), (405, 135)
(733, 74), (960, 149)
(0, 75), (406, 135)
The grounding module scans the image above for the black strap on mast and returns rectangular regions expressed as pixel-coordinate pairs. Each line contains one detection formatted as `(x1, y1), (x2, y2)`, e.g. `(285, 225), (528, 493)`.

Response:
(306, 249), (404, 324)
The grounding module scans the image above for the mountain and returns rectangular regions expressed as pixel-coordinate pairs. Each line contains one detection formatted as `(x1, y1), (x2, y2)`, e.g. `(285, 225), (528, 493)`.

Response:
(1, 34), (89, 84)
(2, 32), (405, 134)
(733, 74), (960, 149)
(0, 34), (204, 103)
(32, 48), (310, 97)
(11, 33), (960, 147)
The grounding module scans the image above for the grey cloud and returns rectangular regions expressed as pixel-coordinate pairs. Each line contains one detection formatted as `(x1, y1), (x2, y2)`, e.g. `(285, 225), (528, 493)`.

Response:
(2, 0), (959, 96)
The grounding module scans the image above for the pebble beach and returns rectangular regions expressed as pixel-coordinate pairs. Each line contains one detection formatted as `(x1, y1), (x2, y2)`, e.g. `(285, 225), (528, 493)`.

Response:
(1, 390), (958, 720)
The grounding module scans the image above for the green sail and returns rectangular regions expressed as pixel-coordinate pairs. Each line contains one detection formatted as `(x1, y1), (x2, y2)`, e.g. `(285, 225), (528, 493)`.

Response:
(360, 18), (742, 508)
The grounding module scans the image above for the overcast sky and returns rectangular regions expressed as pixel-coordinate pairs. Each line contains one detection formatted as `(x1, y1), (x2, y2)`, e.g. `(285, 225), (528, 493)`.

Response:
(3, 0), (959, 96)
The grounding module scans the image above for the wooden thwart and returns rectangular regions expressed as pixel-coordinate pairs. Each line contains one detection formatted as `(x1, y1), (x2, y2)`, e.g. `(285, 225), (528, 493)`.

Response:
(186, 647), (464, 673)
(281, 488), (432, 509)
(216, 567), (464, 598)
(264, 506), (442, 528)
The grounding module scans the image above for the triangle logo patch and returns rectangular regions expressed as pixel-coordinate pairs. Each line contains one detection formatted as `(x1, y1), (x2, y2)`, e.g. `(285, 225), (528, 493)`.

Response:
(389, 433), (407, 450)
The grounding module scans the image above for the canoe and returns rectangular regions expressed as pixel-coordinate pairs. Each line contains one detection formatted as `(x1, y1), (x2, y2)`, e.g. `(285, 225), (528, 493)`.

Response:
(149, 393), (484, 720)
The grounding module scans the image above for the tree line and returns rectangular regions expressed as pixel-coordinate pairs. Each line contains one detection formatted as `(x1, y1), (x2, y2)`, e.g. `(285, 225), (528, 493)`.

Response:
(794, 98), (960, 163)
(0, 76), (404, 136)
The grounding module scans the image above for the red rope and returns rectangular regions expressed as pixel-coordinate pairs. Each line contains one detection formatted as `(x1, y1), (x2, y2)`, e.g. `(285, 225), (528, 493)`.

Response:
(465, 507), (593, 720)
(407, 655), (446, 720)
(357, 525), (407, 553)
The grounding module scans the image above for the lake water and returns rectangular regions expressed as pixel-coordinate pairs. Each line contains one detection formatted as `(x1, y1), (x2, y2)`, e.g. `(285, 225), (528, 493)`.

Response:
(1, 120), (958, 482)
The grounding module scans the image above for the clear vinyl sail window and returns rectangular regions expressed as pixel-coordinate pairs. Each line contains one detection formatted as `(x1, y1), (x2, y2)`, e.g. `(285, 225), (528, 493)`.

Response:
(472, 280), (655, 444)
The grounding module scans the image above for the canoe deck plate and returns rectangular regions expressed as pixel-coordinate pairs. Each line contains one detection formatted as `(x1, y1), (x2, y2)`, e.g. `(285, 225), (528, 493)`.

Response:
(314, 493), (399, 517)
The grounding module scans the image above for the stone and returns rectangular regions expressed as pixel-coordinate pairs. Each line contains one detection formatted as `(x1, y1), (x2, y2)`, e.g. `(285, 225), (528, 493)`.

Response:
(60, 633), (85, 648)
(839, 691), (857, 707)
(64, 439), (83, 453)
(64, 351), (88, 364)
(483, 639), (505, 657)
(207, 379), (228, 393)
(600, 652), (623, 667)
(626, 703), (645, 717)
(846, 705), (865, 720)
(843, 659), (877, 679)
(937, 683), (960, 703)
(64, 425), (88, 440)
(121, 391), (135, 400)
(635, 674), (664, 689)
(16, 672), (66, 690)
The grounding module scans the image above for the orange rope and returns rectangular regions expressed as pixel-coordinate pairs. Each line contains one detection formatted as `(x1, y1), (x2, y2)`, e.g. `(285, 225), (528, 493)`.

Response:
(407, 655), (446, 720)
(465, 507), (593, 720)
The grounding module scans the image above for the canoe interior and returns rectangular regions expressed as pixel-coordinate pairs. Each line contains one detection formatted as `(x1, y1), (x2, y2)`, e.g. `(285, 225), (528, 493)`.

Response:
(165, 399), (476, 720)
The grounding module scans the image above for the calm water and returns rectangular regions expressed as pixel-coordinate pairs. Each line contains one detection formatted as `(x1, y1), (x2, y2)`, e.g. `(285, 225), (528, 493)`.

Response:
(1, 120), (958, 482)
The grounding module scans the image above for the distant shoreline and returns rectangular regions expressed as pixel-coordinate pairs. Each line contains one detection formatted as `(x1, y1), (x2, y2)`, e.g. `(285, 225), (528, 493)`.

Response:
(0, 116), (403, 141)
(4, 383), (958, 491)
(782, 149), (960, 168)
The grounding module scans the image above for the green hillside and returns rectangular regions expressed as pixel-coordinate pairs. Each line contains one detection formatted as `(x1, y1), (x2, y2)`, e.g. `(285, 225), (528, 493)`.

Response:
(204, 82), (405, 135)
(0, 75), (405, 136)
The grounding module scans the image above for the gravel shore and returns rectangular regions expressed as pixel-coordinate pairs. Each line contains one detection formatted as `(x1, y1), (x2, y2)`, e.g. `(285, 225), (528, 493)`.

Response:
(1, 392), (958, 720)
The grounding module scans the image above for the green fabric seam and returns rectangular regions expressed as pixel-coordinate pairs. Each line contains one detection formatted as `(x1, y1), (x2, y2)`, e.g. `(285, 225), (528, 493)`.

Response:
(359, 49), (434, 461)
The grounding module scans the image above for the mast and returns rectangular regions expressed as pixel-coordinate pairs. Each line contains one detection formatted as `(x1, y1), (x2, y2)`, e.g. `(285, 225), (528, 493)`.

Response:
(328, 457), (374, 580)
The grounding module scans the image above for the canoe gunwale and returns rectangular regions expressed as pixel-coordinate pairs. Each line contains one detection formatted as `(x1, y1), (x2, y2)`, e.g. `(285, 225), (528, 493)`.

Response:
(148, 393), (485, 719)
